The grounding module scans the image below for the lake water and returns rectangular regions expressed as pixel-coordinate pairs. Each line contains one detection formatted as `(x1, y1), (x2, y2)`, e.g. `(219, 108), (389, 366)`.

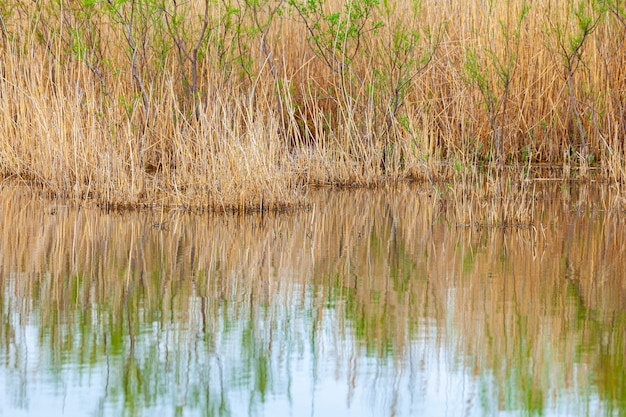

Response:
(1, 183), (625, 416)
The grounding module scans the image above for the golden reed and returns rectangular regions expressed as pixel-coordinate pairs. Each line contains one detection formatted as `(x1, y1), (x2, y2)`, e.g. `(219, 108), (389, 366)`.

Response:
(0, 0), (623, 211)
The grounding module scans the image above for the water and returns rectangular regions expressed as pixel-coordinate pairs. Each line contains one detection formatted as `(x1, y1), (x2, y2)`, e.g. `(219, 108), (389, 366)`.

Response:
(0, 183), (625, 416)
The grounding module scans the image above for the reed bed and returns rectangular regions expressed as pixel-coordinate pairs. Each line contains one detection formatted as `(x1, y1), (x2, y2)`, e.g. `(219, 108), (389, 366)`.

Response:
(0, 0), (624, 211)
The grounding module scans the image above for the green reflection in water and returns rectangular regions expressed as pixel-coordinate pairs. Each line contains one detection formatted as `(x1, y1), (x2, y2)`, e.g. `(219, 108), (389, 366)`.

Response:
(0, 184), (625, 416)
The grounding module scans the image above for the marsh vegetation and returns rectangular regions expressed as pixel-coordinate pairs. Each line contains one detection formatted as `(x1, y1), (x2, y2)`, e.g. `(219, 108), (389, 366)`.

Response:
(0, 0), (624, 217)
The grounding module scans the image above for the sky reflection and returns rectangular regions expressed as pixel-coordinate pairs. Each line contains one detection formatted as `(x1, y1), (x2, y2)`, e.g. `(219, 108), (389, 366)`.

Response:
(1, 184), (625, 416)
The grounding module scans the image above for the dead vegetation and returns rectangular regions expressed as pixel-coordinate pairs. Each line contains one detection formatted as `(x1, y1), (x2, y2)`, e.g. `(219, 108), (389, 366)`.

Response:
(0, 0), (624, 214)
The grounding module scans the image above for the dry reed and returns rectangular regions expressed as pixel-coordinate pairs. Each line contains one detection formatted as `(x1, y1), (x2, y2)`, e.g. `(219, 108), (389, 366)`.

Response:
(0, 0), (624, 211)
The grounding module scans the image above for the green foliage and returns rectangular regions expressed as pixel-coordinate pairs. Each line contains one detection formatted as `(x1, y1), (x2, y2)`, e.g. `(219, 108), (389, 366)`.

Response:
(464, 49), (496, 115)
(463, 1), (530, 163)
(598, 0), (626, 26)
(545, 0), (601, 155)
(377, 1), (437, 115)
(549, 0), (600, 75)
(288, 0), (382, 71)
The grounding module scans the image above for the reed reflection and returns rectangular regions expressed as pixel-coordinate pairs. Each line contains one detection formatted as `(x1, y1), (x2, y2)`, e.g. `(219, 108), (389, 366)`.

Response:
(0, 183), (625, 416)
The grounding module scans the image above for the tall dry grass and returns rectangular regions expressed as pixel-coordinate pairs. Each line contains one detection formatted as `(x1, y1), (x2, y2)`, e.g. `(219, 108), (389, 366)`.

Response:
(0, 0), (624, 210)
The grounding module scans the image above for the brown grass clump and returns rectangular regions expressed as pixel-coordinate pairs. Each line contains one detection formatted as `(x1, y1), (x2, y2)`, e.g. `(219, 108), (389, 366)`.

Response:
(0, 0), (624, 210)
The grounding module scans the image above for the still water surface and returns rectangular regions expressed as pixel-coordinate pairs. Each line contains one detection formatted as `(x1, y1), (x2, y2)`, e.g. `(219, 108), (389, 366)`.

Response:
(0, 184), (625, 416)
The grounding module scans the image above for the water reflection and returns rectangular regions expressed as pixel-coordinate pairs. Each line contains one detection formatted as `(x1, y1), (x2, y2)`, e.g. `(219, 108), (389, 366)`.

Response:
(0, 183), (625, 416)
